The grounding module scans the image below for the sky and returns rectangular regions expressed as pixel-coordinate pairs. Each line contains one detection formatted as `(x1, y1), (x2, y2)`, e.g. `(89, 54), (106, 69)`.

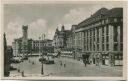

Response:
(4, 2), (124, 45)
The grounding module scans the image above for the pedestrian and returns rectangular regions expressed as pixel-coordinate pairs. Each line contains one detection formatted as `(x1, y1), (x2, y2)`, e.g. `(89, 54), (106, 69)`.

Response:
(83, 59), (86, 67)
(28, 59), (30, 63)
(32, 61), (34, 65)
(64, 63), (66, 67)
(60, 61), (62, 66)
(17, 69), (20, 73)
(21, 71), (24, 77)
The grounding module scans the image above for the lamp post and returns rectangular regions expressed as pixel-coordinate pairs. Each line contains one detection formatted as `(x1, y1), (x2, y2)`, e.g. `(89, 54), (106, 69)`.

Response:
(40, 34), (45, 75)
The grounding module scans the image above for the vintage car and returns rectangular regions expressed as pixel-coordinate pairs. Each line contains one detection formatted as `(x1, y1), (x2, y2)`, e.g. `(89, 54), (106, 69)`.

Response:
(39, 56), (54, 64)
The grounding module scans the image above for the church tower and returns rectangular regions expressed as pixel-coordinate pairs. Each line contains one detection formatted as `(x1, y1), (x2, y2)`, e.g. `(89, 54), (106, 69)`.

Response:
(22, 25), (28, 56)
(61, 25), (65, 32)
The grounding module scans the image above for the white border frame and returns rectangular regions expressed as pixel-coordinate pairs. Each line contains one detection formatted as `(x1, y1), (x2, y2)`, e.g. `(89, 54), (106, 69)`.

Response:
(0, 0), (127, 80)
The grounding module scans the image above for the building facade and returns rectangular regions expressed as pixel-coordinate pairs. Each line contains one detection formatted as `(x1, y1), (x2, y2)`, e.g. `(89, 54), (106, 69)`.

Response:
(75, 8), (123, 66)
(53, 25), (70, 52)
(31, 39), (54, 54)
(12, 38), (22, 57)
(12, 25), (54, 56)
(12, 25), (28, 57)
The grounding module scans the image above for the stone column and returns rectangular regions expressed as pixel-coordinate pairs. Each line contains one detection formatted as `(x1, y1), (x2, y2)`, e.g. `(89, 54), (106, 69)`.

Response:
(104, 26), (107, 51)
(95, 28), (97, 52)
(82, 31), (84, 52)
(109, 25), (114, 66)
(117, 25), (121, 51)
(99, 27), (102, 52)
(109, 25), (114, 51)
(92, 29), (94, 52)
(88, 30), (90, 51)
(84, 31), (87, 51)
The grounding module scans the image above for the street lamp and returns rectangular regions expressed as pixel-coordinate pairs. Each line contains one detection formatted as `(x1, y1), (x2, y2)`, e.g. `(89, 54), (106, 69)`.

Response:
(40, 34), (45, 75)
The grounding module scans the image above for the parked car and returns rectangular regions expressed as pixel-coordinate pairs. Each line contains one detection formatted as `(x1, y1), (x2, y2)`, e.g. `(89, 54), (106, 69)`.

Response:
(39, 56), (54, 64)
(21, 57), (28, 60)
(39, 57), (46, 63)
(44, 56), (55, 64)
(44, 60), (54, 64)
(10, 59), (21, 63)
(10, 66), (17, 71)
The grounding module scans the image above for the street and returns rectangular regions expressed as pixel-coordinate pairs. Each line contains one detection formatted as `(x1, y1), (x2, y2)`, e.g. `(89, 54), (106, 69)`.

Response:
(10, 56), (122, 77)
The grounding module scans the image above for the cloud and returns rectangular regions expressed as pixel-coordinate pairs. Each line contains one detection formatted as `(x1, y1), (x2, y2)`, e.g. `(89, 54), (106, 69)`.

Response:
(29, 19), (48, 40)
(58, 8), (91, 30)
(5, 18), (48, 45)
(5, 19), (24, 45)
(58, 3), (124, 30)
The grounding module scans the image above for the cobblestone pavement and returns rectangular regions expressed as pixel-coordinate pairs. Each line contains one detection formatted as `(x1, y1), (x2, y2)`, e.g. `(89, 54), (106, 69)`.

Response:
(10, 56), (122, 77)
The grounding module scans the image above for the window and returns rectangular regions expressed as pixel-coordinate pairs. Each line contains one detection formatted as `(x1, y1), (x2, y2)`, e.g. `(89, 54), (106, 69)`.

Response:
(110, 18), (114, 22)
(120, 43), (123, 51)
(90, 44), (92, 51)
(87, 45), (88, 51)
(93, 45), (95, 51)
(102, 20), (104, 24)
(97, 28), (99, 36)
(106, 44), (109, 51)
(102, 37), (104, 43)
(102, 27), (104, 36)
(102, 44), (104, 51)
(93, 29), (95, 36)
(114, 26), (118, 42)
(97, 37), (99, 43)
(93, 37), (95, 41)
(114, 43), (118, 51)
(87, 31), (88, 36)
(106, 26), (109, 35)
(120, 27), (123, 42)
(97, 44), (99, 51)
(90, 30), (92, 36)
(106, 36), (109, 42)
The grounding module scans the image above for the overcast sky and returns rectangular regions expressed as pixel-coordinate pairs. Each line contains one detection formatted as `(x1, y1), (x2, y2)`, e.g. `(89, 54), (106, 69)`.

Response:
(4, 2), (124, 45)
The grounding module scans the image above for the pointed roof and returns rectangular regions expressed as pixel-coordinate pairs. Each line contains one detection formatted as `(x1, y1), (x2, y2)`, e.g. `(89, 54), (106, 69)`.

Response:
(61, 25), (65, 31)
(55, 27), (59, 33)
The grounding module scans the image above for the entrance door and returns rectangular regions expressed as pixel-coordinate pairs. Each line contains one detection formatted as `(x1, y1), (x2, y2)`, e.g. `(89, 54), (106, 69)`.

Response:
(102, 59), (105, 65)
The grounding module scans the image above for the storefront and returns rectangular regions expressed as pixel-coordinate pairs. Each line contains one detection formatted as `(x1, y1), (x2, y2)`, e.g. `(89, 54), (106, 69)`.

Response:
(82, 53), (90, 64)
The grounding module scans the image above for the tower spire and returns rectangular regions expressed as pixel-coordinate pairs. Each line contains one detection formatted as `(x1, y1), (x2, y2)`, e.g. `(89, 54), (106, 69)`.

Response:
(61, 25), (65, 32)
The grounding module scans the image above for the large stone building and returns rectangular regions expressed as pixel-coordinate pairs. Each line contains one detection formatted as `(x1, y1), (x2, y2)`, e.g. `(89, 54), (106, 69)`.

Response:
(12, 38), (22, 57)
(31, 39), (54, 54)
(12, 25), (28, 57)
(53, 25), (70, 52)
(66, 25), (77, 51)
(74, 7), (123, 66)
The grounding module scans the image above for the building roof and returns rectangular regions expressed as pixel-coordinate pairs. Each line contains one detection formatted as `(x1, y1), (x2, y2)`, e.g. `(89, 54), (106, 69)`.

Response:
(77, 8), (108, 28)
(77, 7), (123, 29)
(91, 7), (108, 17)
(104, 8), (123, 18)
